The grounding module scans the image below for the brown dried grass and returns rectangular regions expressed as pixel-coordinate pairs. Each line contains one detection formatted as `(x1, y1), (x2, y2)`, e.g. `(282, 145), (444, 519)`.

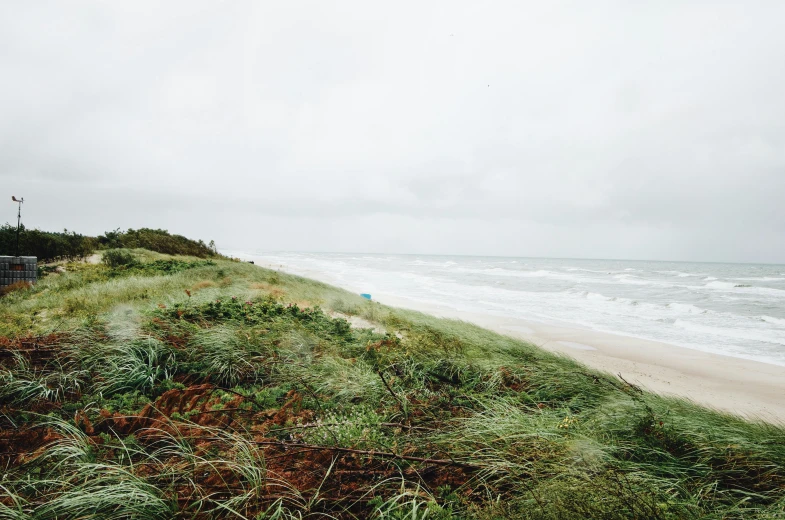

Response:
(191, 280), (217, 291)
(249, 282), (286, 300)
(0, 281), (32, 297)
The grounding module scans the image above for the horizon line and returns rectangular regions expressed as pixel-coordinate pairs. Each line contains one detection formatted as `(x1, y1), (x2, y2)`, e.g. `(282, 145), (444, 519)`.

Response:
(221, 249), (785, 267)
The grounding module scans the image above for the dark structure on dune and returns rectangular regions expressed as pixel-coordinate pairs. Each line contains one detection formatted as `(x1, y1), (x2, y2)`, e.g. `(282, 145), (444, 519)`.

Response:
(0, 255), (37, 287)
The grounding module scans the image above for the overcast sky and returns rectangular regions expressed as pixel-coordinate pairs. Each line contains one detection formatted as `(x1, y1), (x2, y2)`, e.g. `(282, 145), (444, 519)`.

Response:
(2, 2), (784, 263)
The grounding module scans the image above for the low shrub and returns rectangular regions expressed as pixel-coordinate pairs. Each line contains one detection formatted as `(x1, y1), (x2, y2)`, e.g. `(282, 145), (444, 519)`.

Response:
(102, 249), (138, 268)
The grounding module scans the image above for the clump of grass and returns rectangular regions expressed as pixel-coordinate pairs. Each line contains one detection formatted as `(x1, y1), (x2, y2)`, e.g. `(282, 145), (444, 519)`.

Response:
(330, 297), (360, 316)
(191, 326), (267, 386)
(69, 337), (176, 397)
(0, 354), (86, 406)
(102, 249), (138, 268)
(5, 419), (175, 519)
(367, 481), (454, 519)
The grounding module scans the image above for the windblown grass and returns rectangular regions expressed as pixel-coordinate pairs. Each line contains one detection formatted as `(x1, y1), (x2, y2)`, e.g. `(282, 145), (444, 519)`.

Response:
(0, 251), (783, 518)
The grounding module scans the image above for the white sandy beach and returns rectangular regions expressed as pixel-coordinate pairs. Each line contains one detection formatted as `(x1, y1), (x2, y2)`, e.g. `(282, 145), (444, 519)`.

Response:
(256, 261), (785, 424)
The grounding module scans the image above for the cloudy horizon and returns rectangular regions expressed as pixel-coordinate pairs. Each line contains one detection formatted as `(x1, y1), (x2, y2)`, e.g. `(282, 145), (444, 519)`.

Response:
(3, 2), (784, 264)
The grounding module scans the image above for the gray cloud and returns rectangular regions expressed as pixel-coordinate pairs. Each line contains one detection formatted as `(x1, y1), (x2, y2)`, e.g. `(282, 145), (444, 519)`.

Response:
(2, 1), (784, 263)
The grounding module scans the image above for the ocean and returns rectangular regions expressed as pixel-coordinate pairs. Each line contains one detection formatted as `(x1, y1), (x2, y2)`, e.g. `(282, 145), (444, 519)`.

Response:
(229, 252), (785, 367)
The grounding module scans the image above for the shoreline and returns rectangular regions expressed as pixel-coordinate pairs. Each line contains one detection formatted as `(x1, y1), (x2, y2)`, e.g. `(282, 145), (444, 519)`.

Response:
(251, 259), (785, 423)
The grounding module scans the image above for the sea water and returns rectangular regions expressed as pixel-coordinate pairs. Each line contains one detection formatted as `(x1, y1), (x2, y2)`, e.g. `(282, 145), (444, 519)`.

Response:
(229, 252), (785, 366)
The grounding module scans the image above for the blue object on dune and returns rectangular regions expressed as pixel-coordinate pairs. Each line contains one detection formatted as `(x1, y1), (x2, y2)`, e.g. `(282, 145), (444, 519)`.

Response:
(360, 293), (372, 300)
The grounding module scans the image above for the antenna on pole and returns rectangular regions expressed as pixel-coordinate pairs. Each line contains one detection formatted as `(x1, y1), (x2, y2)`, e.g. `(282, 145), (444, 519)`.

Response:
(11, 196), (23, 257)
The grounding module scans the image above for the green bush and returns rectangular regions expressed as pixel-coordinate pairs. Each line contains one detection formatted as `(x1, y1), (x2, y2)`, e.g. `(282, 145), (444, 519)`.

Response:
(102, 249), (138, 268)
(0, 224), (96, 261)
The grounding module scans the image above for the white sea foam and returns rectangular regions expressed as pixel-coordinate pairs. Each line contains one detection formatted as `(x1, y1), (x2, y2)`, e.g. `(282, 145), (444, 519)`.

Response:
(613, 274), (675, 287)
(566, 267), (608, 273)
(705, 281), (737, 289)
(667, 303), (707, 314)
(584, 291), (607, 301)
(452, 267), (584, 282)
(732, 276), (785, 282)
(410, 259), (458, 267)
(673, 320), (785, 346)
(613, 274), (650, 285)
(656, 270), (700, 277)
(702, 281), (785, 297)
(762, 315), (785, 326)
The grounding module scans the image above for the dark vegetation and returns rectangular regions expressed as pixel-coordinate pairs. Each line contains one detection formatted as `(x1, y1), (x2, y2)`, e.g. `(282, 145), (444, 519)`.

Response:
(0, 247), (783, 518)
(101, 249), (215, 274)
(0, 224), (96, 261)
(0, 225), (216, 261)
(98, 228), (216, 258)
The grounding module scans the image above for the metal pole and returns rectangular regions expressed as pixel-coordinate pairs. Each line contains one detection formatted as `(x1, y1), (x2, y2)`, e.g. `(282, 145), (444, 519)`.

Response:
(15, 199), (22, 257)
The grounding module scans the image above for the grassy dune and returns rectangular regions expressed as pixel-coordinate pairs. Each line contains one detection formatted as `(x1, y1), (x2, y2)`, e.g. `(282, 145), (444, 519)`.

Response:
(1, 250), (784, 519)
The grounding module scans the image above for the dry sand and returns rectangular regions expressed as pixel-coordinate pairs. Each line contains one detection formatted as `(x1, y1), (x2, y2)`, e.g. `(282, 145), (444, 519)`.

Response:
(261, 263), (785, 424)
